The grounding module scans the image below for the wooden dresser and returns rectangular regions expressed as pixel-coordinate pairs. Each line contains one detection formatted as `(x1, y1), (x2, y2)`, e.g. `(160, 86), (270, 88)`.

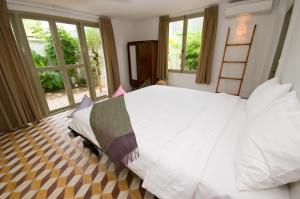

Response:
(127, 40), (158, 88)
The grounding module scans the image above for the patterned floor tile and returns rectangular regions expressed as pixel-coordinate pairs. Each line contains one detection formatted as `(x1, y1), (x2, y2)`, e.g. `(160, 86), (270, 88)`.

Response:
(0, 110), (157, 199)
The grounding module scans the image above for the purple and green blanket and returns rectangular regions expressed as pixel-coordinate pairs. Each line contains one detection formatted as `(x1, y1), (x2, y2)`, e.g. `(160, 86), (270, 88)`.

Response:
(90, 96), (138, 166)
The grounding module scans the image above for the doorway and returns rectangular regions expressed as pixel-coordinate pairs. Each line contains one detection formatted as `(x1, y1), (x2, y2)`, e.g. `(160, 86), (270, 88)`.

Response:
(12, 13), (108, 114)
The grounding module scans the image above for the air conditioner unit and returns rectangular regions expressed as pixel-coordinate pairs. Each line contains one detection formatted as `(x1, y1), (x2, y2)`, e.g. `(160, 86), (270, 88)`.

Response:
(225, 0), (273, 18)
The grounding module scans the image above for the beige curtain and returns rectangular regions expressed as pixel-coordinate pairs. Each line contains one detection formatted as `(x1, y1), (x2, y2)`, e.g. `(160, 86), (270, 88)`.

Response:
(157, 15), (169, 80)
(0, 0), (43, 132)
(99, 17), (121, 96)
(196, 5), (219, 84)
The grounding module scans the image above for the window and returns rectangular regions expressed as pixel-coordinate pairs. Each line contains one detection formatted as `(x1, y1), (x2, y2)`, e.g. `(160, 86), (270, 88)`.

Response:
(168, 13), (204, 73)
(84, 26), (108, 97)
(11, 12), (109, 114)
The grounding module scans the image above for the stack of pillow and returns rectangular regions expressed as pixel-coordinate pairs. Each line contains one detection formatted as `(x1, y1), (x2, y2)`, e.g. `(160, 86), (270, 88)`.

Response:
(68, 85), (127, 118)
(236, 77), (300, 190)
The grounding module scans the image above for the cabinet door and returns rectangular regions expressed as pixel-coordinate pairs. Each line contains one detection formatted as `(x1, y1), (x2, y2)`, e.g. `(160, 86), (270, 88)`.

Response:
(150, 41), (158, 83)
(137, 42), (152, 85)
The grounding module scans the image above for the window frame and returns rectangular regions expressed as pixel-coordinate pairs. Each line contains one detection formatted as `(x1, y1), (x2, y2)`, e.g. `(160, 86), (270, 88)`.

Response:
(9, 10), (108, 115)
(168, 12), (204, 74)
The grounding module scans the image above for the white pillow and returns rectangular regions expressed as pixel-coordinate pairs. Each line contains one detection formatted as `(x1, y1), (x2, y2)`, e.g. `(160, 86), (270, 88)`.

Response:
(236, 91), (300, 190)
(247, 78), (292, 118)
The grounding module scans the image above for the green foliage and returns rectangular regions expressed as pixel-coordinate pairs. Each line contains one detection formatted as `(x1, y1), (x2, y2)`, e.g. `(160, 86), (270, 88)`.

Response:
(185, 32), (201, 70)
(67, 68), (88, 88)
(68, 68), (77, 77)
(39, 71), (64, 91)
(168, 31), (202, 71)
(31, 50), (48, 68)
(44, 28), (81, 65)
(43, 32), (58, 65)
(31, 23), (44, 39)
(78, 78), (87, 86)
(29, 24), (83, 91)
(169, 35), (181, 49)
(85, 27), (102, 76)
(85, 27), (101, 50)
(28, 22), (101, 91)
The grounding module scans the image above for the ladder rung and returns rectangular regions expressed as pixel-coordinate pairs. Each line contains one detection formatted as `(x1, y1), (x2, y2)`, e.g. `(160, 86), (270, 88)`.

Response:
(226, 43), (251, 46)
(220, 77), (242, 80)
(223, 61), (247, 64)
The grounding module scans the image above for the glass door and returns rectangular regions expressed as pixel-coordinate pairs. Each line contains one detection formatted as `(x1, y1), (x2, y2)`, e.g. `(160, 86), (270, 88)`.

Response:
(83, 26), (108, 98)
(17, 14), (109, 114)
(22, 18), (70, 111)
(55, 22), (91, 104)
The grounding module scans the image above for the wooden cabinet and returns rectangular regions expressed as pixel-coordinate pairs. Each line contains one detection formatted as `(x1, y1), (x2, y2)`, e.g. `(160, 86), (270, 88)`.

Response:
(128, 40), (158, 88)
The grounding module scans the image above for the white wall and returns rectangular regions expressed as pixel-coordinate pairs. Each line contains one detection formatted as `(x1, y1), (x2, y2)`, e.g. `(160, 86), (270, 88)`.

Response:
(112, 18), (159, 90)
(129, 18), (159, 41)
(7, 0), (98, 22)
(8, 0), (290, 97)
(221, 0), (287, 97)
(277, 0), (300, 98)
(112, 19), (134, 91)
(129, 0), (289, 98)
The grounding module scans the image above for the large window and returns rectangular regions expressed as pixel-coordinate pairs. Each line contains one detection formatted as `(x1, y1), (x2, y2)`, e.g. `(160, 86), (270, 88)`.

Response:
(168, 13), (204, 73)
(11, 12), (108, 114)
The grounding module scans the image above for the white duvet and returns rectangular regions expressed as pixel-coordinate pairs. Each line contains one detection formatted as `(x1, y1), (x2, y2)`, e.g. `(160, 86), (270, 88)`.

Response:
(69, 86), (290, 199)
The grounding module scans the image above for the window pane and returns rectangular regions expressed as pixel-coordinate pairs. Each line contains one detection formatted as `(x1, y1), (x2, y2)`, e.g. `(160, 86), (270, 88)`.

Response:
(38, 70), (69, 111)
(22, 19), (58, 67)
(168, 20), (184, 70)
(185, 17), (203, 71)
(84, 26), (108, 97)
(56, 23), (83, 65)
(67, 67), (90, 104)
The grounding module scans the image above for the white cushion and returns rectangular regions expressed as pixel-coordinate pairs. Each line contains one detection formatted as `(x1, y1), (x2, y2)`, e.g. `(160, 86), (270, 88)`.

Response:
(247, 78), (292, 118)
(236, 91), (300, 190)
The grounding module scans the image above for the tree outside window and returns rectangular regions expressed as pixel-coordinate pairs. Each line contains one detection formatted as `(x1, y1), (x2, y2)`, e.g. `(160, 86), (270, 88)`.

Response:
(168, 15), (203, 73)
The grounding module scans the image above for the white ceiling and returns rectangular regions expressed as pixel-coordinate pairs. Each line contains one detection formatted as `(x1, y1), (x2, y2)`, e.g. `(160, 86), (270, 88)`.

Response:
(9, 0), (228, 21)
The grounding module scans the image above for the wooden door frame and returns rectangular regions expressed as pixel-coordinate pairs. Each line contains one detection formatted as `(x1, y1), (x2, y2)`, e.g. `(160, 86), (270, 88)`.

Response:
(9, 10), (108, 115)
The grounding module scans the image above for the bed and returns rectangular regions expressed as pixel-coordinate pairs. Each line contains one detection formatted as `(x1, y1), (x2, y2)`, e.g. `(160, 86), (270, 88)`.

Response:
(69, 85), (291, 199)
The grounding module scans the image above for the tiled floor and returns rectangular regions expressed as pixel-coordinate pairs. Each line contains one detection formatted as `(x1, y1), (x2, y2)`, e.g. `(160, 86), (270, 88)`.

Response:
(0, 110), (155, 199)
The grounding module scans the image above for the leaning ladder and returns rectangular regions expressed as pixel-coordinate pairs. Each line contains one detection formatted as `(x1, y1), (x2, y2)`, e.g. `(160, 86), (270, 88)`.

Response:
(216, 24), (257, 96)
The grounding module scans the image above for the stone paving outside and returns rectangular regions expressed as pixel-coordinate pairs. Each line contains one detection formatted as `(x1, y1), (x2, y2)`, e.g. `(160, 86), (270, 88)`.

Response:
(45, 85), (107, 111)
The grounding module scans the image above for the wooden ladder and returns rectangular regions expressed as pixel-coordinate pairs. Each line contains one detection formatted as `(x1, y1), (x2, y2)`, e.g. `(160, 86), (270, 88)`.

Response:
(216, 24), (257, 96)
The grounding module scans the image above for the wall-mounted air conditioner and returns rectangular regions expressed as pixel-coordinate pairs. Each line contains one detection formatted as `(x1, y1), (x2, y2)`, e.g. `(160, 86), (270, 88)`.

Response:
(225, 0), (274, 18)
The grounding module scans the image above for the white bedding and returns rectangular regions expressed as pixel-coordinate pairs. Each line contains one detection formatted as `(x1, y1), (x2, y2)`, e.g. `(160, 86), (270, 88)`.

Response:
(69, 86), (290, 199)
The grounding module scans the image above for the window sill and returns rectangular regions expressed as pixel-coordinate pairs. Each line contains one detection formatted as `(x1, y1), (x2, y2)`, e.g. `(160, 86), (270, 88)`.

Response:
(168, 69), (197, 74)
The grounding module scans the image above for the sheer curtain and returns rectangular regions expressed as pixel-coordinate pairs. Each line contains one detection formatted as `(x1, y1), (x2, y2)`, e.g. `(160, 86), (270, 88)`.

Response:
(0, 0), (43, 132)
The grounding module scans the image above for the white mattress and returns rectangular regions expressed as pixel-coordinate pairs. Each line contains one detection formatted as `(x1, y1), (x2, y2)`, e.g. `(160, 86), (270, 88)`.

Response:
(69, 86), (290, 199)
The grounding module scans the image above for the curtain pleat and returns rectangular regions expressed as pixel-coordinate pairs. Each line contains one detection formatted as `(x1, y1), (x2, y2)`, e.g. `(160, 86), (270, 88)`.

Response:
(195, 5), (219, 84)
(0, 0), (43, 132)
(99, 17), (121, 96)
(157, 15), (169, 80)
